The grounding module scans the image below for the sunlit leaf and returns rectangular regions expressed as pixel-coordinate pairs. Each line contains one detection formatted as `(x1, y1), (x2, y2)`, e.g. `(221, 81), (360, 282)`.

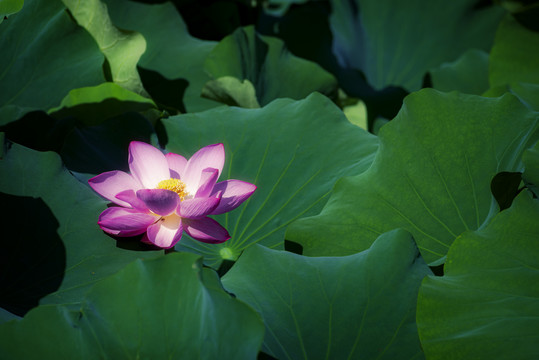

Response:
(0, 0), (23, 23)
(61, 0), (147, 96)
(48, 82), (156, 125)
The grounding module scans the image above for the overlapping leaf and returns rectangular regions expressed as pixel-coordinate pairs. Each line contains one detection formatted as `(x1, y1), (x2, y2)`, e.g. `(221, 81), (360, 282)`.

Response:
(488, 15), (539, 110)
(203, 26), (338, 107)
(48, 82), (156, 125)
(330, 0), (504, 91)
(0, 253), (264, 360)
(0, 142), (162, 306)
(523, 141), (539, 196)
(162, 93), (379, 267)
(0, 0), (104, 124)
(61, 0), (147, 96)
(0, 0), (23, 23)
(416, 191), (539, 359)
(222, 229), (432, 360)
(286, 89), (539, 265)
(430, 49), (490, 95)
(104, 0), (218, 112)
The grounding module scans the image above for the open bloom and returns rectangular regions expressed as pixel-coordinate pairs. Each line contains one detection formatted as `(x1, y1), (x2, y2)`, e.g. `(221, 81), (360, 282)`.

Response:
(88, 141), (256, 249)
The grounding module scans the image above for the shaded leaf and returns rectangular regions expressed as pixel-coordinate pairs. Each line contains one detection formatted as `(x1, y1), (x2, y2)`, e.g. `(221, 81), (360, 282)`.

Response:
(430, 49), (490, 95)
(162, 93), (379, 267)
(0, 252), (264, 360)
(0, 308), (20, 325)
(203, 26), (338, 107)
(416, 191), (539, 359)
(0, 0), (104, 124)
(488, 15), (539, 110)
(222, 229), (431, 360)
(0, 142), (161, 305)
(286, 89), (539, 265)
(330, 0), (504, 91)
(523, 141), (539, 196)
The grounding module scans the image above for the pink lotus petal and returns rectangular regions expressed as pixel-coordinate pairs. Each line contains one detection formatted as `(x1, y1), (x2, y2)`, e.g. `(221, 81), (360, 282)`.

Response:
(210, 180), (257, 215)
(184, 217), (230, 244)
(145, 214), (183, 248)
(88, 171), (141, 207)
(115, 190), (148, 211)
(136, 189), (179, 216)
(166, 152), (187, 179)
(195, 168), (219, 198)
(179, 197), (220, 219)
(98, 207), (158, 236)
(128, 141), (170, 188)
(183, 143), (225, 194)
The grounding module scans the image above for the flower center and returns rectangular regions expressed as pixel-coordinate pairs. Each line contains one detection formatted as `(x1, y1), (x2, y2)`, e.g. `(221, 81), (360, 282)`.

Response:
(156, 178), (187, 200)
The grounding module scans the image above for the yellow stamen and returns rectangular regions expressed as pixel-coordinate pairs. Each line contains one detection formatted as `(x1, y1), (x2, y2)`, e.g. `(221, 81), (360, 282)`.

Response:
(156, 178), (187, 200)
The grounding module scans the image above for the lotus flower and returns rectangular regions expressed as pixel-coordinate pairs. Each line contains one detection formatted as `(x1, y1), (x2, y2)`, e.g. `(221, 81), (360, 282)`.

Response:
(88, 141), (256, 249)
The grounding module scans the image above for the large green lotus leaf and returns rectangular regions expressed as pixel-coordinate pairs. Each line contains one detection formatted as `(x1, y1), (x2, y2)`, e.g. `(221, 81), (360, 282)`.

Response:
(0, 0), (104, 124)
(488, 15), (539, 111)
(0, 142), (162, 305)
(0, 252), (264, 360)
(330, 0), (504, 91)
(162, 93), (379, 268)
(48, 82), (156, 125)
(104, 0), (219, 112)
(222, 229), (431, 359)
(203, 26), (338, 107)
(430, 49), (490, 95)
(416, 191), (539, 359)
(61, 0), (147, 96)
(287, 89), (539, 265)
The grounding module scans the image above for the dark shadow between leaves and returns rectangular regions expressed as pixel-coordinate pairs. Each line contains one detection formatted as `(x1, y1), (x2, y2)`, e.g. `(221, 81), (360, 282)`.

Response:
(0, 193), (66, 316)
(217, 259), (236, 277)
(60, 112), (154, 174)
(112, 233), (162, 252)
(258, 351), (278, 360)
(491, 171), (524, 211)
(0, 111), (76, 153)
(429, 263), (444, 277)
(138, 66), (188, 114)
(284, 239), (303, 255)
